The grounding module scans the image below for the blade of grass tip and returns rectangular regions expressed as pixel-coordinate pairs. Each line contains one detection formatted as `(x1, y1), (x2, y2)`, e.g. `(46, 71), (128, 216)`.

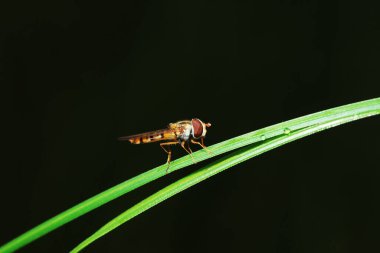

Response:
(1, 98), (379, 253)
(71, 111), (380, 253)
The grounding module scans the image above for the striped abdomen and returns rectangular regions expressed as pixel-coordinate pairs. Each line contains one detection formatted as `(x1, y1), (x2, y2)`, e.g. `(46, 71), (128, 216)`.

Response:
(118, 129), (176, 144)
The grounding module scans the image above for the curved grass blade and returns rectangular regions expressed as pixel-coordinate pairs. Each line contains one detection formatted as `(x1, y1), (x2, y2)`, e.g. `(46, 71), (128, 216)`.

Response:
(71, 111), (380, 252)
(1, 98), (379, 253)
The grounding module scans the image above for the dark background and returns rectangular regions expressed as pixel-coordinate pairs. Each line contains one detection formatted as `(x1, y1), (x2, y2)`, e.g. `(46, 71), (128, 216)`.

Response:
(1, 0), (380, 252)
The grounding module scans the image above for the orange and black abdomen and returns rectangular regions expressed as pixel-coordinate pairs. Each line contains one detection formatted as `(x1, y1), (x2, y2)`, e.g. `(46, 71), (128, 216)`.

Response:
(118, 129), (176, 144)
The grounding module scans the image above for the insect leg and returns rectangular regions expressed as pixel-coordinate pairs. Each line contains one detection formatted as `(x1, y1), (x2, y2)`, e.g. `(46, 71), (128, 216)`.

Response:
(191, 138), (213, 154)
(186, 142), (193, 155)
(180, 141), (197, 164)
(187, 142), (199, 164)
(160, 141), (178, 173)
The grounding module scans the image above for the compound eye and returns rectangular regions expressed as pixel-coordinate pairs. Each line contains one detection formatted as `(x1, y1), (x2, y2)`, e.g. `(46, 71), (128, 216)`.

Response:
(192, 118), (203, 138)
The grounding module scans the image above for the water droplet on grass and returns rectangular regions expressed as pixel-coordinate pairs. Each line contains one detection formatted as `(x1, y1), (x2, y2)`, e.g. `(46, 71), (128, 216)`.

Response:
(283, 128), (291, 135)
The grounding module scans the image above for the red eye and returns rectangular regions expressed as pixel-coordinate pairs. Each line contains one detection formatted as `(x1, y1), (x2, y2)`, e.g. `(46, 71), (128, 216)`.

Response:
(192, 118), (203, 138)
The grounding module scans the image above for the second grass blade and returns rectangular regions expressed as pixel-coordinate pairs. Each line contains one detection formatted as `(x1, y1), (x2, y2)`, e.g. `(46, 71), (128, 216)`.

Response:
(71, 110), (380, 252)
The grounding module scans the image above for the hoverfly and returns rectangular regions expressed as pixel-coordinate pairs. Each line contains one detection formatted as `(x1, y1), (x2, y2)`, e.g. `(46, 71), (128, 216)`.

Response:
(118, 118), (212, 172)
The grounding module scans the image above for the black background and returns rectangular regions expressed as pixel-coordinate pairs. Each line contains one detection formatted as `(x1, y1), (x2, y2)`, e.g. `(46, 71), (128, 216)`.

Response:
(1, 1), (380, 252)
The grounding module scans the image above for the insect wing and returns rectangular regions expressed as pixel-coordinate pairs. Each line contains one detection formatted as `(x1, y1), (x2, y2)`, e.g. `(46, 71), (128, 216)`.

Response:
(118, 129), (176, 144)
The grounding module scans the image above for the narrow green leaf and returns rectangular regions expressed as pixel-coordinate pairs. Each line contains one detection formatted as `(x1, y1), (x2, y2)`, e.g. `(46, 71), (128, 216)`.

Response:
(1, 98), (379, 253)
(71, 110), (380, 252)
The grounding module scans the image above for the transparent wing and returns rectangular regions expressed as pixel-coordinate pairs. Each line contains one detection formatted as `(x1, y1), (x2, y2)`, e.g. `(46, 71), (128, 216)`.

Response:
(118, 129), (169, 141)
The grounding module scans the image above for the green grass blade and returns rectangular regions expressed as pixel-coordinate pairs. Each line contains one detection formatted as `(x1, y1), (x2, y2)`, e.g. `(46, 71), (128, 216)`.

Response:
(1, 98), (379, 253)
(71, 110), (380, 253)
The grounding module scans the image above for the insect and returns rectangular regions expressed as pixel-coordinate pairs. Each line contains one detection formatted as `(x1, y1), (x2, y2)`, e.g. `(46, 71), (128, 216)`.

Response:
(118, 118), (212, 172)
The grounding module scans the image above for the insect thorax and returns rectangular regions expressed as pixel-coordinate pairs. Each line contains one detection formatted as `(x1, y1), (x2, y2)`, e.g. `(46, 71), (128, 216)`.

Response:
(171, 121), (192, 141)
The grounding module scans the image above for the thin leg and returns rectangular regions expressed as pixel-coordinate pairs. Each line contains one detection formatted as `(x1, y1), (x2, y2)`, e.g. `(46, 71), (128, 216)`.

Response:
(160, 142), (177, 154)
(187, 142), (198, 163)
(187, 142), (193, 155)
(191, 138), (213, 154)
(180, 141), (196, 164)
(160, 141), (178, 173)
